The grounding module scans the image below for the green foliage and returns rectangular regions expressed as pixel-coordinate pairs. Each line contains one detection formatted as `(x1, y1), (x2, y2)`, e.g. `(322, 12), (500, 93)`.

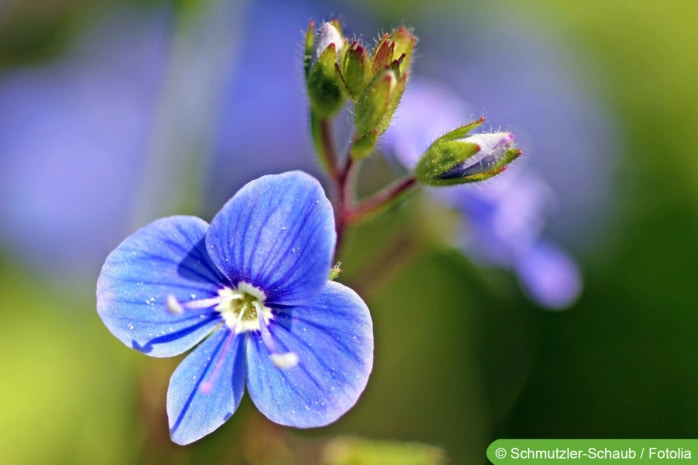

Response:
(322, 437), (448, 465)
(0, 270), (137, 465)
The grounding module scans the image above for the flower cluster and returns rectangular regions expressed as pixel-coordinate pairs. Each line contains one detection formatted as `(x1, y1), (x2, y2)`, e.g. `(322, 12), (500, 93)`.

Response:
(97, 172), (373, 444)
(305, 21), (417, 162)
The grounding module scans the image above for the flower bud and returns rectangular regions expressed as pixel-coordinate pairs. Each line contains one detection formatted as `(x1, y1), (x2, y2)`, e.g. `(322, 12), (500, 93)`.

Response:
(372, 34), (396, 75)
(440, 132), (518, 178)
(305, 20), (347, 117)
(416, 121), (521, 186)
(315, 21), (344, 59)
(355, 69), (397, 136)
(345, 27), (416, 157)
(352, 69), (407, 159)
(390, 27), (417, 75)
(371, 27), (417, 76)
(338, 27), (416, 105)
(341, 41), (372, 99)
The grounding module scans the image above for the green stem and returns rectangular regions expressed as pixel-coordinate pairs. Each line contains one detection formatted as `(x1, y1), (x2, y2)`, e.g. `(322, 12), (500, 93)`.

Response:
(310, 111), (341, 180)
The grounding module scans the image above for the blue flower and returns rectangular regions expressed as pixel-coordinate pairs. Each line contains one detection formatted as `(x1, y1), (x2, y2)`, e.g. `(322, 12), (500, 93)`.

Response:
(97, 171), (373, 445)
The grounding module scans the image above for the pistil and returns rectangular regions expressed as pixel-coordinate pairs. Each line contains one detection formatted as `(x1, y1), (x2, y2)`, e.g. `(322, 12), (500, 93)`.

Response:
(165, 282), (298, 370)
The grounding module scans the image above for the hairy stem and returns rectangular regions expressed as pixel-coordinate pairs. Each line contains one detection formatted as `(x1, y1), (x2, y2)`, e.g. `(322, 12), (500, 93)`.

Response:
(315, 116), (419, 261)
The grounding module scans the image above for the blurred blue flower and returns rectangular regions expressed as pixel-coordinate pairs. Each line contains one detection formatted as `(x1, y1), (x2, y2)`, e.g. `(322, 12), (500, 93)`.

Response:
(97, 171), (373, 445)
(413, 10), (619, 245)
(0, 9), (168, 278)
(206, 0), (319, 207)
(384, 78), (581, 309)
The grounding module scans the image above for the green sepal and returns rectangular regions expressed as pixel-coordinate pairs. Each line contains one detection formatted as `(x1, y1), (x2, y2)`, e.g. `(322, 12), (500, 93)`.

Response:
(354, 69), (395, 137)
(391, 27), (417, 75)
(307, 43), (346, 117)
(350, 130), (379, 160)
(303, 21), (315, 79)
(310, 109), (332, 172)
(415, 141), (481, 186)
(416, 143), (521, 186)
(377, 70), (407, 134)
(432, 117), (485, 145)
(341, 41), (372, 100)
(416, 118), (521, 187)
(372, 34), (395, 75)
(440, 147), (521, 185)
(453, 147), (521, 184)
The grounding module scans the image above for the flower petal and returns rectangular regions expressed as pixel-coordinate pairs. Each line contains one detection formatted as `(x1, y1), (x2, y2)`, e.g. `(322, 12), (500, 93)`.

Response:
(245, 281), (373, 427)
(97, 216), (225, 357)
(514, 240), (582, 309)
(167, 328), (245, 445)
(206, 171), (335, 305)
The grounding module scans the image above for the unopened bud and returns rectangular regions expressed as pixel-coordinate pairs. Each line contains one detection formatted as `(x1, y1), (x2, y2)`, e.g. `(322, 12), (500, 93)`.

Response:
(390, 27), (417, 75)
(372, 34), (396, 75)
(305, 20), (347, 117)
(316, 22), (344, 59)
(341, 41), (372, 99)
(352, 69), (404, 159)
(355, 69), (396, 135)
(439, 132), (516, 179)
(416, 121), (521, 186)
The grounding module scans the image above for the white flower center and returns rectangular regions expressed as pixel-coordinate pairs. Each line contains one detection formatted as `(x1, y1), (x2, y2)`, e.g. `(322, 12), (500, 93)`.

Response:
(165, 282), (297, 369)
(214, 282), (273, 333)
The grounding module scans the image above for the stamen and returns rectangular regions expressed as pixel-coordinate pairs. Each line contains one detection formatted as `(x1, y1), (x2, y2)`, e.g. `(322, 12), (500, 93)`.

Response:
(255, 302), (277, 350)
(253, 301), (271, 335)
(165, 293), (224, 315)
(181, 296), (227, 309)
(166, 294), (184, 314)
(256, 304), (298, 370)
(271, 352), (299, 369)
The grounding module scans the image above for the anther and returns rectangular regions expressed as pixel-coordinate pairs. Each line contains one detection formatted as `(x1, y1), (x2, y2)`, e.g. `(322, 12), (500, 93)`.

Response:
(271, 352), (299, 369)
(256, 306), (299, 370)
(166, 294), (184, 314)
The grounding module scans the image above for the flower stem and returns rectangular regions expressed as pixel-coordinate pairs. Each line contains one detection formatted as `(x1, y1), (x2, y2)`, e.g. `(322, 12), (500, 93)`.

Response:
(310, 111), (341, 180)
(315, 114), (419, 260)
(334, 156), (359, 258)
(344, 175), (418, 225)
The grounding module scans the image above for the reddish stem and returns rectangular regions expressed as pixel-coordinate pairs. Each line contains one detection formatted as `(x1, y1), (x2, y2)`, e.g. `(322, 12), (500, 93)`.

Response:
(320, 118), (341, 181)
(317, 119), (419, 261)
(344, 175), (417, 224)
(333, 156), (357, 259)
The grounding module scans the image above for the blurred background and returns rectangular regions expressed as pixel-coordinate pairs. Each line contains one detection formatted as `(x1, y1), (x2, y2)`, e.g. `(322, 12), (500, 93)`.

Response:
(1, 0), (697, 463)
